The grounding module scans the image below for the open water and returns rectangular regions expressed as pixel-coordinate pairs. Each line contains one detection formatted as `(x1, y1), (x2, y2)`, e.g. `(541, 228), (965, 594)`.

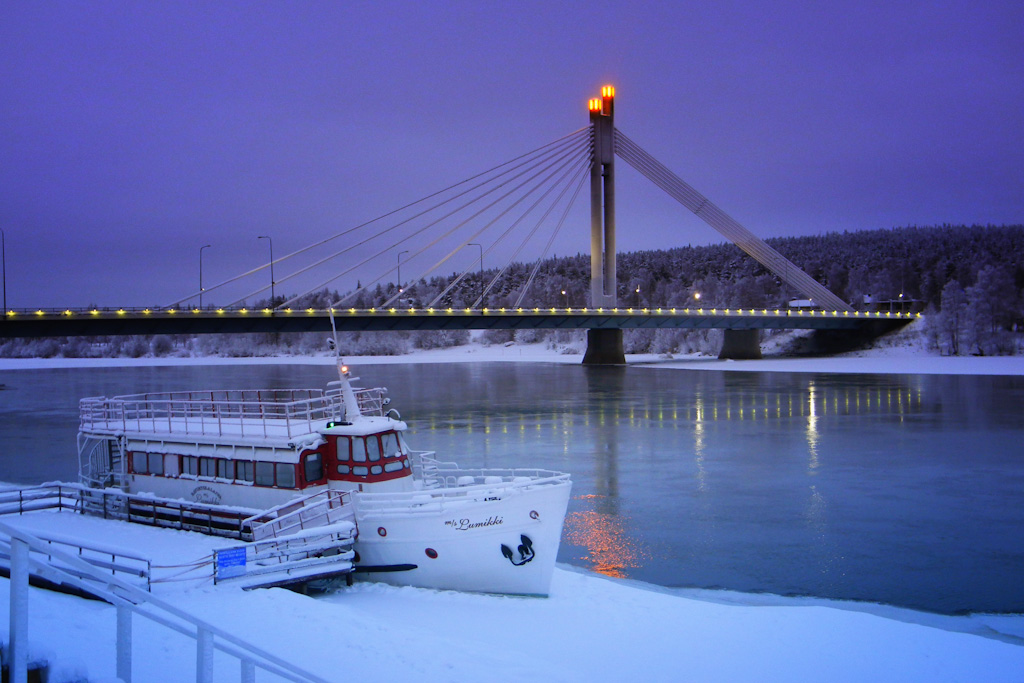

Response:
(1, 362), (1022, 614)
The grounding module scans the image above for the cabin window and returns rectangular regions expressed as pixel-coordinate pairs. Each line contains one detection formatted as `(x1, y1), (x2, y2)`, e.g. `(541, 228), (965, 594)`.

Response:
(199, 457), (216, 478)
(384, 461), (404, 473)
(183, 456), (198, 476)
(304, 453), (324, 483)
(353, 466), (368, 476)
(217, 459), (233, 479)
(366, 437), (382, 462)
(237, 461), (254, 482)
(255, 462), (275, 486)
(148, 453), (164, 476)
(163, 454), (179, 476)
(337, 464), (350, 474)
(132, 453), (147, 474)
(381, 432), (402, 458)
(336, 437), (351, 461)
(352, 438), (367, 462)
(370, 465), (383, 475)
(276, 464), (296, 488)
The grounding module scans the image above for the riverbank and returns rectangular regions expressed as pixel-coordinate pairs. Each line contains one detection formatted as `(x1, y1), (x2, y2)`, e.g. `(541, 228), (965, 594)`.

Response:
(2, 338), (1024, 376)
(2, 510), (1023, 682)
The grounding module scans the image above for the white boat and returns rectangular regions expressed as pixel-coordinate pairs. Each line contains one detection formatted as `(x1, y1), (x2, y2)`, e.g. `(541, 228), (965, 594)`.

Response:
(74, 361), (572, 596)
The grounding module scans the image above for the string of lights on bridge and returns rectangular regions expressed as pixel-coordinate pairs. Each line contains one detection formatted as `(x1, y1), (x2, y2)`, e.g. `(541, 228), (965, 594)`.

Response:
(3, 306), (919, 320)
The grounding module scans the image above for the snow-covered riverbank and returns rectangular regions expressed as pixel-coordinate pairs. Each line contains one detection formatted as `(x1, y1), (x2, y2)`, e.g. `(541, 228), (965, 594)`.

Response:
(2, 511), (1023, 682)
(3, 337), (1024, 376)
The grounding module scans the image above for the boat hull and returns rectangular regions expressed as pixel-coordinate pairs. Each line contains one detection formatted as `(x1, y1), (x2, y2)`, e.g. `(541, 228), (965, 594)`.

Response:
(352, 480), (571, 596)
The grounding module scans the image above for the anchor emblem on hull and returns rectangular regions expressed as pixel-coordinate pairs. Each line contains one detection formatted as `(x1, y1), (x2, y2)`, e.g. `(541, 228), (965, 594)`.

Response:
(500, 534), (535, 566)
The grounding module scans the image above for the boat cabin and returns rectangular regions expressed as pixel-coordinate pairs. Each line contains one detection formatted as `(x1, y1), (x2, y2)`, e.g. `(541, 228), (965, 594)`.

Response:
(79, 386), (416, 508)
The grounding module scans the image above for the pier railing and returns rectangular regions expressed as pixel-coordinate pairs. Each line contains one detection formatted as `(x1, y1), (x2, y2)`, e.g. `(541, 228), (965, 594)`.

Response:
(0, 483), (261, 540)
(0, 519), (331, 682)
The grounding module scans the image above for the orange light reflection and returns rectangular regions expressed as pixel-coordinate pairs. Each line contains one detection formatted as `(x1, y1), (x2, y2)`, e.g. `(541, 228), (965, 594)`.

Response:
(563, 494), (647, 579)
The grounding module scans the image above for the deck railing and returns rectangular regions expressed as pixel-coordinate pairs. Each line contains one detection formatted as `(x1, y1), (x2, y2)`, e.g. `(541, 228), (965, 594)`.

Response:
(79, 386), (390, 440)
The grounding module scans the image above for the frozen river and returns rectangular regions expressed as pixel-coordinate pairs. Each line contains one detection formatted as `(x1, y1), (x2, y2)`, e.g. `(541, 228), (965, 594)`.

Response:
(2, 361), (1022, 614)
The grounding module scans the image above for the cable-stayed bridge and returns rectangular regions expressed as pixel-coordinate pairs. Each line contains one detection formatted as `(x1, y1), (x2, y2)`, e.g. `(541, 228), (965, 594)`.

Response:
(1, 86), (909, 361)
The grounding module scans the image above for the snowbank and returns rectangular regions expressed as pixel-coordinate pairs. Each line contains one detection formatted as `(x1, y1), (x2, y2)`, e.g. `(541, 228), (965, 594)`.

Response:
(2, 511), (1023, 682)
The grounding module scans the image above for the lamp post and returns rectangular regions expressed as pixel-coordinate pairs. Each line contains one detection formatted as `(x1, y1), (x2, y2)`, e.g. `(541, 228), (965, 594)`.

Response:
(397, 250), (409, 303)
(199, 244), (211, 309)
(467, 243), (482, 305)
(258, 236), (274, 306)
(561, 289), (569, 308)
(1, 227), (6, 317)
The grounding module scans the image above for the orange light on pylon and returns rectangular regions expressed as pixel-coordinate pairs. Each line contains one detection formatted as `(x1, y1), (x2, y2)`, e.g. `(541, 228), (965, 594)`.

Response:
(601, 85), (615, 99)
(588, 97), (602, 112)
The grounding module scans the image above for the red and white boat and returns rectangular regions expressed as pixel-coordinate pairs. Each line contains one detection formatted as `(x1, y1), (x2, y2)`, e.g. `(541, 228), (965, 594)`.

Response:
(75, 361), (572, 596)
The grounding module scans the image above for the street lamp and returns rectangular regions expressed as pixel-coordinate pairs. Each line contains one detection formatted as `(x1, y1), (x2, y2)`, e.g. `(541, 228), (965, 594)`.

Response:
(561, 289), (569, 308)
(258, 236), (274, 306)
(467, 243), (483, 305)
(397, 250), (409, 301)
(199, 244), (211, 309)
(693, 291), (701, 302)
(0, 227), (6, 316)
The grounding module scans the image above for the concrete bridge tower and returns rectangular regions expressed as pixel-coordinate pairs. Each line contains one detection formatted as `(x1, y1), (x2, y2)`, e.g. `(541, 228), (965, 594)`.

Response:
(583, 86), (626, 365)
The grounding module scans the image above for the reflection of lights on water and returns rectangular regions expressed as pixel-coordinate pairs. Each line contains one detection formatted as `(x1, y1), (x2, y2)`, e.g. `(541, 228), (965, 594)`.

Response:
(563, 494), (647, 579)
(807, 381), (820, 473)
(694, 396), (707, 492)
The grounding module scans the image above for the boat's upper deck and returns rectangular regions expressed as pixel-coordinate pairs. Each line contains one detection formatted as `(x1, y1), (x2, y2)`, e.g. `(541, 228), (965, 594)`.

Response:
(79, 385), (393, 443)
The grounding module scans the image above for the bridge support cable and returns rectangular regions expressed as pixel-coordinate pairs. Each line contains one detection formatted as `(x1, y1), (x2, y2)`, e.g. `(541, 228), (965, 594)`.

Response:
(255, 129), (591, 310)
(475, 153), (592, 309)
(218, 128), (589, 310)
(332, 132), (592, 310)
(425, 148), (592, 310)
(378, 135), (591, 310)
(614, 130), (851, 312)
(167, 126), (590, 309)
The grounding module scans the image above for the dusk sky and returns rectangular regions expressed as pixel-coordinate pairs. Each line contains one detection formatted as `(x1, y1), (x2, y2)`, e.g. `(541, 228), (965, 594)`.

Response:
(2, 1), (1021, 308)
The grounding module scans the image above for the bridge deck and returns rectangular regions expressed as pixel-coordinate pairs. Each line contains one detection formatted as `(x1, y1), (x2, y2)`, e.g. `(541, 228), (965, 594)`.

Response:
(1, 307), (915, 338)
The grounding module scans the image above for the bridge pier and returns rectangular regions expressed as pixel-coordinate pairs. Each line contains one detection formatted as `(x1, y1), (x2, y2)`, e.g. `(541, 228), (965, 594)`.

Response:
(582, 329), (626, 365)
(718, 329), (762, 360)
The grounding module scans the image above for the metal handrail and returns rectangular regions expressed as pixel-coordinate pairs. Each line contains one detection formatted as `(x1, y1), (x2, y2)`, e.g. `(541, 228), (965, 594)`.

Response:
(0, 519), (330, 682)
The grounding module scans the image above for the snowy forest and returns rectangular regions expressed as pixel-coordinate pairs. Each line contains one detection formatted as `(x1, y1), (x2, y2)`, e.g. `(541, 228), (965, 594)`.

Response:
(3, 224), (1022, 358)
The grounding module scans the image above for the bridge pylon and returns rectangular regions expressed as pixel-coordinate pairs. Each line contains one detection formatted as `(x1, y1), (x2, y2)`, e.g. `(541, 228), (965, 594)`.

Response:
(583, 86), (626, 365)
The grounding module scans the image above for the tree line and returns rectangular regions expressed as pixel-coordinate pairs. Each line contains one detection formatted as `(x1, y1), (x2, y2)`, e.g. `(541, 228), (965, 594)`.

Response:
(3, 224), (1021, 358)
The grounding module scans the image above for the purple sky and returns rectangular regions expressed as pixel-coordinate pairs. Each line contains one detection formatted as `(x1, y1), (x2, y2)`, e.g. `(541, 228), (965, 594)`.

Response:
(2, 1), (1021, 308)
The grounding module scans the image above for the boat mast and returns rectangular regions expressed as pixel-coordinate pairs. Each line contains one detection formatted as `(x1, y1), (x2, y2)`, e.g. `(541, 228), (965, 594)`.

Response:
(328, 308), (363, 420)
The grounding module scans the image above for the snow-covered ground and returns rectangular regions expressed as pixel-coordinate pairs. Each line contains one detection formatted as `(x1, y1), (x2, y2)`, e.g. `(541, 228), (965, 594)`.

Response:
(3, 326), (1024, 376)
(2, 511), (1023, 682)
(3, 334), (1024, 681)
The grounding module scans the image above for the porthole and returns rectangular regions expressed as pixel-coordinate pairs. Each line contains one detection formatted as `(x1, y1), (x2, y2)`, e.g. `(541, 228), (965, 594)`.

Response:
(425, 548), (438, 559)
(378, 527), (387, 537)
